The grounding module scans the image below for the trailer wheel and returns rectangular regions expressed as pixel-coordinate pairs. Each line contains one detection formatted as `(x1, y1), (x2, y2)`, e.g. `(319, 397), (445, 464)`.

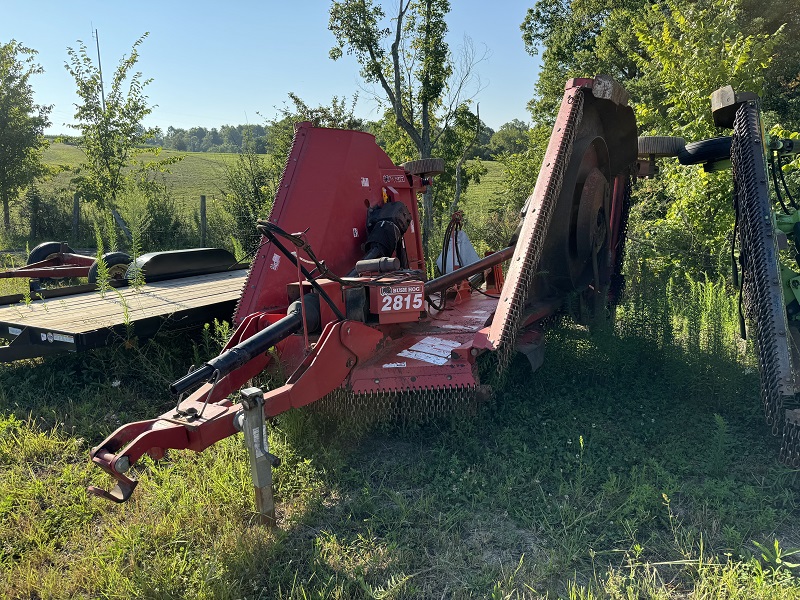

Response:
(677, 136), (732, 165)
(88, 252), (132, 284)
(637, 136), (686, 158)
(401, 158), (445, 176)
(27, 241), (74, 265)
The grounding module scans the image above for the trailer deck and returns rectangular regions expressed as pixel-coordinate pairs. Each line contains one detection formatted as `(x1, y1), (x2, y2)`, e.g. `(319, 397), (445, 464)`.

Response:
(0, 269), (247, 361)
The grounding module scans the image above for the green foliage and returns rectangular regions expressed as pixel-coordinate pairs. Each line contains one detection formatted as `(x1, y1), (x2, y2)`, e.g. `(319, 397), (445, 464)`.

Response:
(223, 128), (280, 250)
(162, 123), (269, 153)
(738, 0), (800, 126)
(329, 0), (484, 254)
(753, 539), (800, 572)
(93, 222), (110, 296)
(623, 0), (784, 279)
(65, 33), (172, 209)
(18, 185), (72, 243)
(521, 0), (644, 123)
(632, 0), (783, 140)
(103, 207), (118, 252)
(0, 39), (52, 229)
(119, 187), (147, 289)
(522, 0), (792, 280)
(709, 413), (731, 477)
(489, 119), (530, 157)
(497, 123), (550, 211)
(367, 109), (419, 164)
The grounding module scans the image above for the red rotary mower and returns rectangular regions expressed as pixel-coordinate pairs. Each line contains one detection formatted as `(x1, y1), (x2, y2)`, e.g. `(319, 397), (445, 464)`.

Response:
(88, 75), (639, 511)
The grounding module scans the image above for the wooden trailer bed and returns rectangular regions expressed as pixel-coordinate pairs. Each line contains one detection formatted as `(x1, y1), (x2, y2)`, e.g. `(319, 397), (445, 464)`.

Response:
(0, 269), (247, 361)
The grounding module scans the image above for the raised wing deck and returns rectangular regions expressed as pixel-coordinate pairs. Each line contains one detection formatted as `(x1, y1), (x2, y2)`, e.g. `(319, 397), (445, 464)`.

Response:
(0, 269), (247, 361)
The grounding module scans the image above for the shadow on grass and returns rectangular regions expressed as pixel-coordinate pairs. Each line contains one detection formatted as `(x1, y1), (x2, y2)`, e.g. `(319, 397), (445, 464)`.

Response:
(206, 323), (800, 598)
(2, 321), (799, 598)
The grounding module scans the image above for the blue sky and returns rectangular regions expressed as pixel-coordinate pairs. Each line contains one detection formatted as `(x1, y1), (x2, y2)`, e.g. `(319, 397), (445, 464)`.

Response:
(2, 1), (540, 135)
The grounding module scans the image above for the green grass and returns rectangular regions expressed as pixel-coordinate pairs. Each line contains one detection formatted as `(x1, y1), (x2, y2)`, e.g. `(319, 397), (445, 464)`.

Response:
(462, 159), (506, 213)
(41, 143), (237, 204)
(1, 276), (800, 598)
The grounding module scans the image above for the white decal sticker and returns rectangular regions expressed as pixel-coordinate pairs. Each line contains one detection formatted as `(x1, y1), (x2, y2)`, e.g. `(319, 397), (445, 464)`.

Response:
(397, 336), (461, 365)
(353, 228), (359, 238)
(46, 332), (54, 343)
(53, 333), (74, 344)
(40, 333), (47, 341)
(382, 362), (407, 368)
(8, 326), (21, 336)
(251, 426), (268, 458)
(410, 336), (461, 357)
(397, 349), (448, 365)
(361, 177), (370, 187)
(270, 253), (281, 271)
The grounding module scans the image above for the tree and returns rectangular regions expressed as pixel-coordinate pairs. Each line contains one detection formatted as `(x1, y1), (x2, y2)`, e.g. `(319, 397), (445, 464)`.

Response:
(521, 0), (646, 123)
(628, 0), (784, 278)
(0, 40), (51, 229)
(66, 33), (163, 209)
(329, 0), (486, 253)
(489, 119), (530, 157)
(738, 0), (800, 127)
(518, 0), (789, 279)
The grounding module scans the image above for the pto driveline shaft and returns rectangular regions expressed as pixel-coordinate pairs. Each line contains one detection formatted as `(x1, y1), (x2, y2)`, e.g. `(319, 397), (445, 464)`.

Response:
(170, 294), (320, 396)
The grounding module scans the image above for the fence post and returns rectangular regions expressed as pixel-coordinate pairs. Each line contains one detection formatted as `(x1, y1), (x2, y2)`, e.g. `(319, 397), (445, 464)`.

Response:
(111, 208), (133, 241)
(200, 195), (207, 247)
(72, 193), (80, 240)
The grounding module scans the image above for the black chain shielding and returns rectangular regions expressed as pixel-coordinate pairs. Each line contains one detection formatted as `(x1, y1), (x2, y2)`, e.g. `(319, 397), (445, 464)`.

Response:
(732, 100), (798, 460)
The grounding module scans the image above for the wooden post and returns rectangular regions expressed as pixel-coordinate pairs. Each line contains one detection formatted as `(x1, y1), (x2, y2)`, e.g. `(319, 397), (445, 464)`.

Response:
(72, 193), (80, 240)
(111, 208), (132, 241)
(200, 195), (207, 247)
(30, 191), (39, 239)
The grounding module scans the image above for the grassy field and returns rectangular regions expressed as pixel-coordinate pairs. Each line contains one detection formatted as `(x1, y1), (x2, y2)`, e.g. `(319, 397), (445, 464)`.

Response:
(2, 268), (800, 597)
(1, 147), (800, 597)
(41, 143), (237, 204)
(40, 143), (500, 209)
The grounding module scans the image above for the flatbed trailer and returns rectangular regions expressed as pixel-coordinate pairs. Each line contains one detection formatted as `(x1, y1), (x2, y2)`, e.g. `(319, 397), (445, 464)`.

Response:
(0, 268), (247, 361)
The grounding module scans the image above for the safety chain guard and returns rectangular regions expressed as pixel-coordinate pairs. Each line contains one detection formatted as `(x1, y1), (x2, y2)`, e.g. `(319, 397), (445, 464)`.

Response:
(490, 87), (586, 376)
(310, 385), (481, 429)
(731, 99), (800, 463)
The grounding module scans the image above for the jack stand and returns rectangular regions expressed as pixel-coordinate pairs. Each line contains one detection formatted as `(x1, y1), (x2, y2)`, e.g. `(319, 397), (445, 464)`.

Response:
(235, 387), (279, 526)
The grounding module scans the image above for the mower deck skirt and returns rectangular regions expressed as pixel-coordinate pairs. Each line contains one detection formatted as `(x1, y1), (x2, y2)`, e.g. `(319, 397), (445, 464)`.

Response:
(0, 270), (247, 361)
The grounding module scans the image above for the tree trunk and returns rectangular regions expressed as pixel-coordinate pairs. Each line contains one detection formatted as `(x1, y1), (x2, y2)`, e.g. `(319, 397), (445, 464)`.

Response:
(419, 137), (434, 266)
(422, 188), (434, 264)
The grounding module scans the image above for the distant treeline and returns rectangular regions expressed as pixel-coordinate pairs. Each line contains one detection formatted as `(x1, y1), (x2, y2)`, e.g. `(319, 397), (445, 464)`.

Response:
(158, 124), (271, 154)
(50, 119), (529, 159)
(155, 119), (529, 159)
